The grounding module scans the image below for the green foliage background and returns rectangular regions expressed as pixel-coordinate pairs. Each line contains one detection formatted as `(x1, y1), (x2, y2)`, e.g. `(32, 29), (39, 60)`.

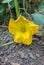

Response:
(0, 0), (44, 25)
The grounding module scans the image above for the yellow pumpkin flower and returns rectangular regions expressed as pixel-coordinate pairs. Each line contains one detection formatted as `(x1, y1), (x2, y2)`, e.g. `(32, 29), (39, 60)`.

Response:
(8, 15), (39, 45)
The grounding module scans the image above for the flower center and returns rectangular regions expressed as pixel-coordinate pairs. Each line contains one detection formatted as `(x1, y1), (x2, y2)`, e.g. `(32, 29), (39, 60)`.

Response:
(21, 27), (26, 33)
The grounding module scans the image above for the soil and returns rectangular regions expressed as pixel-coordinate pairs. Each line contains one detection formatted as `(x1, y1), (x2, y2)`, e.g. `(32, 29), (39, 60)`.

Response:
(0, 28), (44, 65)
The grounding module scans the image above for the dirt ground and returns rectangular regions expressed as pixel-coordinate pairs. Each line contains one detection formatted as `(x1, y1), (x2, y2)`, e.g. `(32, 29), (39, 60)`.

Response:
(0, 28), (44, 65)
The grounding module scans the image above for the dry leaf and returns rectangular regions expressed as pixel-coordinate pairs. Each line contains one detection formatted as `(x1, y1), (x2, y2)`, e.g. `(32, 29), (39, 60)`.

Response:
(8, 61), (20, 65)
(0, 62), (3, 65)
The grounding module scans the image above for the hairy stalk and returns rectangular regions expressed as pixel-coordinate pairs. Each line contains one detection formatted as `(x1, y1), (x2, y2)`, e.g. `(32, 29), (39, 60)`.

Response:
(14, 0), (20, 18)
(8, 3), (12, 18)
(0, 41), (14, 47)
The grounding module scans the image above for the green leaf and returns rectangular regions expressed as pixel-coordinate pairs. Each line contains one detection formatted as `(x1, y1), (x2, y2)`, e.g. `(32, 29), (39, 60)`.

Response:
(38, 5), (44, 14)
(9, 1), (14, 9)
(38, 5), (44, 11)
(38, 0), (44, 9)
(37, 0), (44, 14)
(32, 13), (44, 24)
(2, 0), (12, 3)
(0, 5), (4, 13)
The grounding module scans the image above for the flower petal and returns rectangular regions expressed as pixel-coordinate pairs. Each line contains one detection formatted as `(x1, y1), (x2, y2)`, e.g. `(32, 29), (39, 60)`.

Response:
(14, 31), (32, 45)
(22, 32), (32, 45)
(14, 32), (23, 43)
(29, 24), (39, 35)
(8, 18), (17, 35)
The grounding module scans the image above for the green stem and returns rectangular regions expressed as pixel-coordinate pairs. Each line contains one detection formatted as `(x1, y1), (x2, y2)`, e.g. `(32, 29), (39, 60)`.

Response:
(14, 0), (20, 18)
(8, 3), (12, 18)
(23, 0), (25, 8)
(0, 41), (14, 47)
